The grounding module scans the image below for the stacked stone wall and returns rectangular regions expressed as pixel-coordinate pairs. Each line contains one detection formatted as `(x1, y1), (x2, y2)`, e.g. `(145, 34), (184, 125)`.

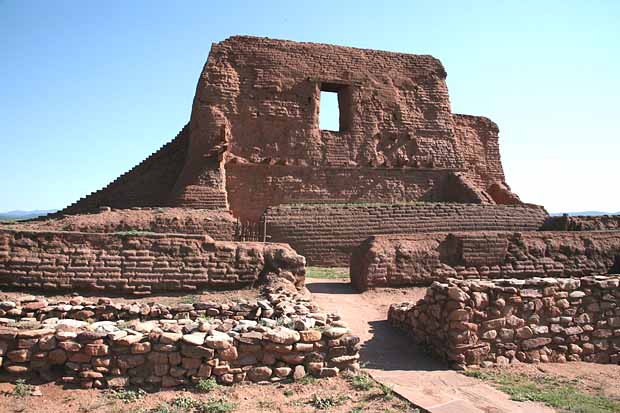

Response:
(0, 285), (359, 388)
(351, 231), (620, 291)
(0, 229), (305, 294)
(388, 276), (620, 369)
(265, 203), (547, 266)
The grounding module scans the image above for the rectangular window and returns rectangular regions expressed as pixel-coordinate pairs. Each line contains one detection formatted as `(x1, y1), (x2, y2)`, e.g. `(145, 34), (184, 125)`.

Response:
(319, 83), (352, 132)
(319, 91), (339, 131)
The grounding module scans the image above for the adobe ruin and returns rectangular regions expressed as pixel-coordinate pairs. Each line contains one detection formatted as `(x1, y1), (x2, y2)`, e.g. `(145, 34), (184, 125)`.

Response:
(1, 36), (619, 386)
(58, 36), (522, 221)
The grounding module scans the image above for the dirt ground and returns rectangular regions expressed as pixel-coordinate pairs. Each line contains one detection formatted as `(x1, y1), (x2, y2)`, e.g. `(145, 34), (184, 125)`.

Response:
(0, 374), (418, 413)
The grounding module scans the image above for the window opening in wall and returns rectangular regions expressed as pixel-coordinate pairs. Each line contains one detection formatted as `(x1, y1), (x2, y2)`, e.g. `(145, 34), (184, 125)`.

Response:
(319, 82), (352, 132)
(319, 91), (339, 131)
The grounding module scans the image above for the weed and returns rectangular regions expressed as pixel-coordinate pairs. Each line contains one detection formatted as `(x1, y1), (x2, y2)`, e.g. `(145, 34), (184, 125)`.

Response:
(106, 387), (147, 403)
(379, 383), (394, 401)
(256, 400), (271, 409)
(350, 373), (374, 391)
(297, 375), (317, 385)
(12, 379), (32, 398)
(196, 377), (219, 393)
(283, 389), (295, 397)
(197, 398), (237, 413)
(310, 393), (347, 410)
(170, 395), (199, 409)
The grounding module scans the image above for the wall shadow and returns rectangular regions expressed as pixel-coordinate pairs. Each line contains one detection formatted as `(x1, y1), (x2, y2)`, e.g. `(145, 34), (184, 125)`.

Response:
(359, 320), (449, 372)
(306, 281), (358, 295)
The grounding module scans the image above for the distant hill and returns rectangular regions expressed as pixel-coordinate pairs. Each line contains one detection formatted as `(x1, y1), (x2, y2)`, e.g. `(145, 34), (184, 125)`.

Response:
(550, 211), (620, 217)
(0, 210), (57, 222)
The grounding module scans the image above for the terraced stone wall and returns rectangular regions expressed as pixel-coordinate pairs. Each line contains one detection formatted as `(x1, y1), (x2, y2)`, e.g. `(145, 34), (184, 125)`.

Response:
(351, 231), (620, 291)
(388, 276), (620, 369)
(0, 229), (305, 294)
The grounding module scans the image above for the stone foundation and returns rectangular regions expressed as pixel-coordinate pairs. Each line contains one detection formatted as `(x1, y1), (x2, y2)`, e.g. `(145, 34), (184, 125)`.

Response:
(0, 229), (305, 294)
(0, 283), (360, 388)
(389, 276), (620, 369)
(351, 231), (620, 291)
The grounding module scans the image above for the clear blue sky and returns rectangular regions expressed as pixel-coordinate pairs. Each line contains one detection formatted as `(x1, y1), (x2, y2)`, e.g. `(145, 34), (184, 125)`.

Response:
(1, 1), (618, 213)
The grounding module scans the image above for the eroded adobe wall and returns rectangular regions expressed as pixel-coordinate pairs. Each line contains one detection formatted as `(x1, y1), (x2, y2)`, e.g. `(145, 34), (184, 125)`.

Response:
(13, 209), (237, 241)
(389, 276), (620, 369)
(542, 215), (620, 231)
(59, 36), (520, 216)
(174, 36), (515, 208)
(57, 126), (210, 215)
(351, 231), (620, 291)
(0, 229), (305, 294)
(226, 164), (465, 222)
(0, 285), (360, 387)
(265, 203), (548, 266)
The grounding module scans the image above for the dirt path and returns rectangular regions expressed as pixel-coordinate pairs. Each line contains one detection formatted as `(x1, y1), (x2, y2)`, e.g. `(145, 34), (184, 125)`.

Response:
(307, 278), (554, 413)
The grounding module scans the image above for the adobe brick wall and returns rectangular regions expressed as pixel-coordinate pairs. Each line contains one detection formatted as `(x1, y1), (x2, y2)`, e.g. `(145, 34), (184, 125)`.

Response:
(56, 125), (217, 215)
(352, 231), (620, 291)
(388, 276), (620, 369)
(14, 208), (237, 241)
(0, 284), (360, 388)
(61, 36), (521, 216)
(0, 229), (305, 294)
(265, 203), (548, 266)
(542, 215), (620, 231)
(226, 164), (493, 222)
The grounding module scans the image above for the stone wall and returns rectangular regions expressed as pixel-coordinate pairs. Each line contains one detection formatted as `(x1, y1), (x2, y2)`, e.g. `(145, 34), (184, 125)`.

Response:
(0, 229), (305, 294)
(0, 283), (360, 388)
(351, 231), (620, 291)
(14, 209), (237, 241)
(542, 215), (620, 231)
(388, 276), (620, 369)
(265, 203), (548, 266)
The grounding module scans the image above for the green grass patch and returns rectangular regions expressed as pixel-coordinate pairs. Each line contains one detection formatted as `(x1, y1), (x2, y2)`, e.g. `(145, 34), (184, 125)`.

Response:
(306, 266), (349, 279)
(350, 372), (374, 391)
(105, 387), (146, 403)
(310, 393), (347, 410)
(463, 369), (620, 413)
(196, 377), (219, 393)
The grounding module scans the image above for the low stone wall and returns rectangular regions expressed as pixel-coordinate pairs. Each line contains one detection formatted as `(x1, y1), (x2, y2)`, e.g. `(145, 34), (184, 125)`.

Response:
(351, 231), (620, 291)
(16, 208), (237, 241)
(0, 282), (360, 388)
(0, 229), (305, 294)
(542, 214), (620, 231)
(388, 276), (620, 369)
(265, 203), (548, 266)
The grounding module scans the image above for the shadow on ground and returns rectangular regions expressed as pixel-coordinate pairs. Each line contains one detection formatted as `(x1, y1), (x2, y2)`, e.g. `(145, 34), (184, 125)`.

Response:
(360, 320), (448, 372)
(306, 281), (358, 294)
(306, 278), (447, 372)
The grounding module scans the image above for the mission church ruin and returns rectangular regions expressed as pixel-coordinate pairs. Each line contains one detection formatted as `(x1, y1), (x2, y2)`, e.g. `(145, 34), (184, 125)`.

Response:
(61, 36), (522, 220)
(1, 37), (620, 386)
